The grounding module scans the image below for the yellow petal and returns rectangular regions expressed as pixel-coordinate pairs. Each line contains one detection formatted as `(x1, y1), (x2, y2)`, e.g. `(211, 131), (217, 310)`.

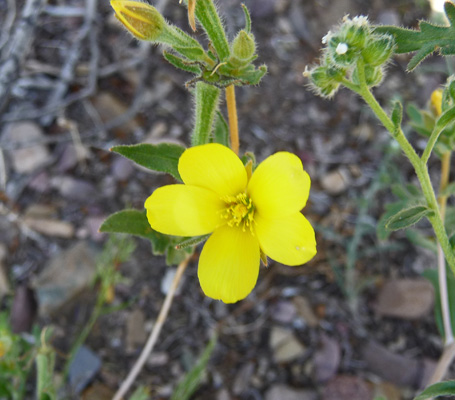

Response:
(198, 225), (260, 303)
(145, 184), (224, 236)
(248, 152), (310, 217)
(179, 143), (247, 197)
(255, 212), (316, 266)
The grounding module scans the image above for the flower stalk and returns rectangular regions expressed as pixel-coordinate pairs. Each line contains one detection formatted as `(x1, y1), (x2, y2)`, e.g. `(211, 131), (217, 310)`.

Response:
(225, 85), (239, 155)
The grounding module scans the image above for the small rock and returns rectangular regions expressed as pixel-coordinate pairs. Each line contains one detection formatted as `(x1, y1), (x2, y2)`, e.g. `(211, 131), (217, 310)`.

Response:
(216, 389), (231, 400)
(320, 168), (350, 195)
(270, 300), (297, 324)
(23, 217), (74, 238)
(161, 267), (183, 296)
(265, 385), (317, 400)
(293, 296), (318, 327)
(233, 362), (255, 395)
(111, 156), (134, 181)
(374, 279), (434, 320)
(31, 242), (97, 316)
(3, 122), (50, 174)
(10, 284), (37, 333)
(313, 334), (341, 382)
(361, 340), (436, 388)
(85, 216), (106, 242)
(147, 351), (169, 367)
(91, 92), (140, 135)
(51, 176), (97, 202)
(81, 383), (114, 400)
(68, 345), (102, 394)
(57, 144), (89, 172)
(126, 309), (147, 353)
(270, 327), (306, 363)
(322, 375), (373, 400)
(28, 172), (51, 193)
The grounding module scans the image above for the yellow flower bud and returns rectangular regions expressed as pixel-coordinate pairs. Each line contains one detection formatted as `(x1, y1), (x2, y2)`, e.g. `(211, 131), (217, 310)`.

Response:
(431, 88), (443, 117)
(110, 0), (166, 41)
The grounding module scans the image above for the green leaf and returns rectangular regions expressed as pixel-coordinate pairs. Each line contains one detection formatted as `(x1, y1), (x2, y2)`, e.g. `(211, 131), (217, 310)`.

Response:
(163, 51), (202, 74)
(423, 269), (455, 340)
(377, 201), (407, 240)
(129, 386), (150, 400)
(374, 5), (455, 71)
(100, 210), (169, 254)
(194, 0), (230, 60)
(191, 81), (221, 146)
(385, 204), (434, 231)
(175, 234), (210, 250)
(414, 380), (455, 399)
(171, 334), (217, 400)
(440, 182), (455, 197)
(213, 111), (230, 147)
(111, 143), (185, 181)
(160, 24), (207, 62)
(391, 100), (403, 128)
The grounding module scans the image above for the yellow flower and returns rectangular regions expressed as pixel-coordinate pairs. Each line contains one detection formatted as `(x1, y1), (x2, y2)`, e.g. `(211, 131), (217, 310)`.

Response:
(431, 88), (443, 117)
(145, 143), (317, 303)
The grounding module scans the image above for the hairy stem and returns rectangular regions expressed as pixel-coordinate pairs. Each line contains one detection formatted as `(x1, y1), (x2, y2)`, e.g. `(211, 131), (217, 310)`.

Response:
(226, 85), (239, 155)
(113, 256), (191, 400)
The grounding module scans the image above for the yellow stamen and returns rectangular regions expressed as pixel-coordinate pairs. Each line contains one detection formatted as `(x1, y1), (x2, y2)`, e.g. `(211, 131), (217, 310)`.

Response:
(221, 193), (255, 232)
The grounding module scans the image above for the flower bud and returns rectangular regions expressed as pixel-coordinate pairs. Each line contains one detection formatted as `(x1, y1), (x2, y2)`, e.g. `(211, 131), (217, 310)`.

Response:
(110, 0), (166, 41)
(341, 17), (370, 48)
(352, 65), (383, 87)
(361, 34), (394, 67)
(306, 66), (341, 97)
(230, 30), (256, 67)
(327, 36), (359, 67)
(430, 88), (443, 117)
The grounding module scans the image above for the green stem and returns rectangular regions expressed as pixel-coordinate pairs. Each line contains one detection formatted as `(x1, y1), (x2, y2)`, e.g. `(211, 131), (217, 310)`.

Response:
(345, 60), (455, 276)
(422, 107), (455, 164)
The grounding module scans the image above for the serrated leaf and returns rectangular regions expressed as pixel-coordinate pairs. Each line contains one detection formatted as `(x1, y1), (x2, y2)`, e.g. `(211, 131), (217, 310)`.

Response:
(213, 111), (229, 147)
(414, 380), (455, 400)
(385, 204), (434, 231)
(171, 334), (217, 400)
(423, 268), (455, 341)
(391, 100), (403, 128)
(99, 210), (169, 254)
(111, 143), (185, 181)
(374, 6), (455, 71)
(163, 51), (202, 74)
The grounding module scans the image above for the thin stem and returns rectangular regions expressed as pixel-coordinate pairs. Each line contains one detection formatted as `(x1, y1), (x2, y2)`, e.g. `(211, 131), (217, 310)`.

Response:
(113, 256), (191, 400)
(438, 151), (453, 346)
(427, 342), (455, 385)
(345, 62), (455, 277)
(225, 85), (239, 155)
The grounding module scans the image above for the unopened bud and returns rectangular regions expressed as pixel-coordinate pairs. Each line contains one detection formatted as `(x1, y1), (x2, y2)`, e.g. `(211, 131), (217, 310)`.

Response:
(342, 19), (369, 48)
(110, 0), (165, 41)
(328, 36), (359, 67)
(361, 34), (394, 67)
(352, 65), (383, 87)
(306, 66), (341, 97)
(430, 89), (443, 117)
(230, 30), (256, 67)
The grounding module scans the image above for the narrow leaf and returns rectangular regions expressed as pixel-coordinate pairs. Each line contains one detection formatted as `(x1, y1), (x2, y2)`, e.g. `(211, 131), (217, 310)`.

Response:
(445, 1), (455, 26)
(241, 3), (252, 33)
(385, 205), (434, 231)
(129, 386), (150, 400)
(175, 234), (210, 250)
(111, 143), (185, 181)
(414, 380), (455, 400)
(171, 334), (217, 400)
(391, 100), (403, 127)
(163, 51), (202, 74)
(99, 210), (169, 254)
(213, 111), (230, 147)
(191, 82), (221, 146)
(407, 43), (435, 71)
(194, 0), (230, 60)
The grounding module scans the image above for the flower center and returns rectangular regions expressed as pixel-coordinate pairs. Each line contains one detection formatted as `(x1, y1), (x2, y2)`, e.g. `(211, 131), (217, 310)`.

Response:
(221, 193), (255, 232)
